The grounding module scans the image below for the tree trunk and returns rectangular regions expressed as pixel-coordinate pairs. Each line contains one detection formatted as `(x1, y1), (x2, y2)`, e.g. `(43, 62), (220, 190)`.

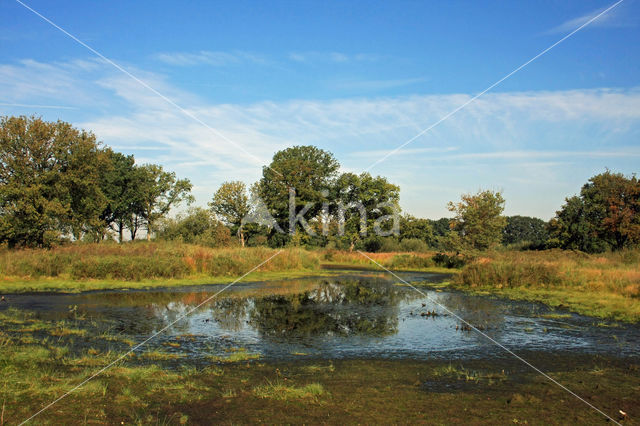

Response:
(239, 227), (245, 247)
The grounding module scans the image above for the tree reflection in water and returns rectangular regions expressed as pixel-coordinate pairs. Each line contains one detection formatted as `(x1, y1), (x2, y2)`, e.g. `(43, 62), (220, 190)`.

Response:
(248, 278), (406, 338)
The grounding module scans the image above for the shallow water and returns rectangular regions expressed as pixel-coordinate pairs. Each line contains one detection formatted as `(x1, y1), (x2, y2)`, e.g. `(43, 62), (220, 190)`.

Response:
(2, 270), (639, 363)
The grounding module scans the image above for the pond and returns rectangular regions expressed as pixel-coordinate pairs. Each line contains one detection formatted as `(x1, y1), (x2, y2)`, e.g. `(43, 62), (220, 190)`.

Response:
(2, 270), (639, 364)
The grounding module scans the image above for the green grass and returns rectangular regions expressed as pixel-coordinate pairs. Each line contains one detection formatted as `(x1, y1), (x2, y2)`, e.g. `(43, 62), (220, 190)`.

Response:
(209, 347), (261, 363)
(253, 380), (326, 401)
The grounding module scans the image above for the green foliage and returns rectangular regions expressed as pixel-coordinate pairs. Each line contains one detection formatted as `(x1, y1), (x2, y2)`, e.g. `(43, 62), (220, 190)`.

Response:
(156, 208), (232, 247)
(432, 253), (466, 268)
(399, 215), (433, 245)
(257, 145), (339, 237)
(136, 164), (194, 240)
(430, 218), (452, 237)
(502, 215), (549, 248)
(333, 172), (400, 250)
(550, 171), (640, 253)
(447, 190), (507, 252)
(0, 116), (105, 247)
(99, 150), (141, 243)
(209, 181), (250, 246)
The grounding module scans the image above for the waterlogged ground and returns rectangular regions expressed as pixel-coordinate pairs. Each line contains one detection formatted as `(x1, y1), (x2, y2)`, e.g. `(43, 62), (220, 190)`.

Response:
(2, 271), (639, 361)
(1, 270), (639, 424)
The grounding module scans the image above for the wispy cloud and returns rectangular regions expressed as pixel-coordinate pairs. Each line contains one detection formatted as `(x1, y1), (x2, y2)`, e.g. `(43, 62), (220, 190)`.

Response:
(289, 51), (381, 64)
(153, 50), (268, 67)
(350, 146), (459, 158)
(330, 77), (427, 92)
(441, 148), (640, 161)
(545, 4), (635, 35)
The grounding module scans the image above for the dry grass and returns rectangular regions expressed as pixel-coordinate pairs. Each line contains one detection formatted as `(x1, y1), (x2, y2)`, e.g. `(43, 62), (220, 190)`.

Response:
(0, 241), (321, 283)
(455, 249), (640, 321)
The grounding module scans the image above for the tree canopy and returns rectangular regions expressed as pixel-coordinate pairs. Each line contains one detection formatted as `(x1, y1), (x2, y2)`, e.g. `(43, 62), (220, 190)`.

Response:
(447, 190), (507, 251)
(550, 171), (640, 252)
(0, 116), (193, 247)
(209, 181), (250, 246)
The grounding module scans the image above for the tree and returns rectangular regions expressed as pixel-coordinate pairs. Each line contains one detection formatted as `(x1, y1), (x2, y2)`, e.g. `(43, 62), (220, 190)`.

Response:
(0, 116), (105, 247)
(209, 181), (250, 246)
(136, 164), (194, 240)
(550, 171), (640, 252)
(400, 215), (434, 244)
(502, 215), (549, 247)
(447, 190), (506, 251)
(333, 172), (400, 251)
(99, 149), (141, 243)
(430, 218), (453, 237)
(257, 146), (339, 242)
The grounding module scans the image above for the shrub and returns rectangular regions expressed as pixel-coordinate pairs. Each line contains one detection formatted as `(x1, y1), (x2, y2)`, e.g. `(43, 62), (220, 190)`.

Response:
(399, 238), (429, 252)
(432, 253), (466, 268)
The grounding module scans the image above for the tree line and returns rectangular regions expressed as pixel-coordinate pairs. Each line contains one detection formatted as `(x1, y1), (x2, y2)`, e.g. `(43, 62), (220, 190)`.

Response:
(1, 116), (638, 253)
(0, 116), (192, 247)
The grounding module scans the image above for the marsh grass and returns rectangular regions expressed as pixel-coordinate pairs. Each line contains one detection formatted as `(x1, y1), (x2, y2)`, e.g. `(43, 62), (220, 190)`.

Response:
(0, 242), (328, 292)
(454, 249), (640, 322)
(209, 347), (260, 363)
(0, 242), (319, 281)
(0, 243), (457, 293)
(431, 364), (507, 385)
(253, 380), (326, 401)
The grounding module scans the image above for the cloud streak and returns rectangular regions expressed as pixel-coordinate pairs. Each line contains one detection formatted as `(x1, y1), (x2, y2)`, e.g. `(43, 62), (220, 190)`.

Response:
(154, 50), (268, 67)
(545, 3), (635, 35)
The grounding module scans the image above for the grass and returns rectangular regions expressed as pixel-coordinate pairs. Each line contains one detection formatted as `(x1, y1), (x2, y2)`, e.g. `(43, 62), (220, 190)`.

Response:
(431, 364), (508, 385)
(0, 242), (457, 293)
(209, 347), (261, 363)
(452, 248), (640, 322)
(253, 380), (326, 402)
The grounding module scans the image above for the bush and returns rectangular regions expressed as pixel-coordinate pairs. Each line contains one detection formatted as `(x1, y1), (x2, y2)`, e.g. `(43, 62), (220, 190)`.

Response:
(399, 238), (429, 252)
(432, 253), (466, 268)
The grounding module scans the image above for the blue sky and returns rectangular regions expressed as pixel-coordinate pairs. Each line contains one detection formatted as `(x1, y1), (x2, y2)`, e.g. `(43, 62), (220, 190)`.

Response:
(1, 0), (639, 219)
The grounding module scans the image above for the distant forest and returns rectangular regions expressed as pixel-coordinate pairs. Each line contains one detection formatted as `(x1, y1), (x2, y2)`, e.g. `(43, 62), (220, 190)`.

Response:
(1, 116), (638, 253)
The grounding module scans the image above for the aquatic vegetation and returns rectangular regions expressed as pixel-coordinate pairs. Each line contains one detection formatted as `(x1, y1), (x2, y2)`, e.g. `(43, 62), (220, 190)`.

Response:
(140, 350), (184, 361)
(209, 347), (260, 363)
(431, 364), (508, 385)
(302, 363), (335, 373)
(539, 313), (572, 319)
(253, 380), (326, 402)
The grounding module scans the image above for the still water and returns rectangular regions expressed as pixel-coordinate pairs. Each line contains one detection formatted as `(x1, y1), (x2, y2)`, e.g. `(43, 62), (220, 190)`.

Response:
(2, 270), (638, 362)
